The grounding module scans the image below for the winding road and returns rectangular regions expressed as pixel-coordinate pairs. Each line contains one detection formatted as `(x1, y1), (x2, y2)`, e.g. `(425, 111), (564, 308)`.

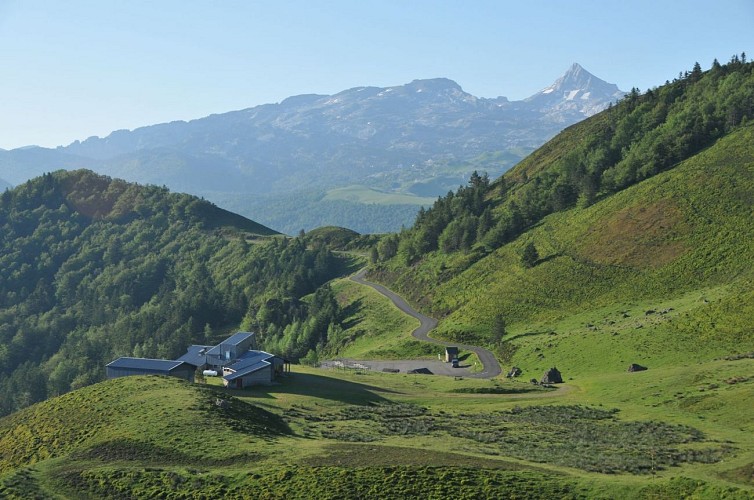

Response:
(350, 269), (503, 379)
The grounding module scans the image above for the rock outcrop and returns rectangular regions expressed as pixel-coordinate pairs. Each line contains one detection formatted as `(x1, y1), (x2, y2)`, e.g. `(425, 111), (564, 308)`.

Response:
(541, 367), (563, 384)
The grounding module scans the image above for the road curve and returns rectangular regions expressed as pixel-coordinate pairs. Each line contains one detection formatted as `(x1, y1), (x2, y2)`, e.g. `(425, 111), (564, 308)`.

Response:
(350, 268), (503, 379)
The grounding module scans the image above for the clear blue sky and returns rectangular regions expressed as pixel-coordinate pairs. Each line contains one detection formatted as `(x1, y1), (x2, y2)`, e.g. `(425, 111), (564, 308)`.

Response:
(1, 0), (752, 150)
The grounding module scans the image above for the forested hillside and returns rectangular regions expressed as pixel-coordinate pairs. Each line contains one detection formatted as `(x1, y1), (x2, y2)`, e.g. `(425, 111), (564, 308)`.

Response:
(0, 170), (349, 416)
(372, 55), (754, 353)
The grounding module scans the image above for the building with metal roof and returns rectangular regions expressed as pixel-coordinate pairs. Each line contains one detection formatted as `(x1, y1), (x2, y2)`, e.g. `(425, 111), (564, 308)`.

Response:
(175, 344), (213, 368)
(175, 332), (257, 371)
(105, 331), (287, 387)
(222, 350), (286, 389)
(106, 357), (195, 382)
(221, 332), (256, 346)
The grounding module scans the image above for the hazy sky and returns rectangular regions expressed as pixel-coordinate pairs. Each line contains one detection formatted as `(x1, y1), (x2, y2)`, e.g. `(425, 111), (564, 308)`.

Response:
(2, 0), (753, 150)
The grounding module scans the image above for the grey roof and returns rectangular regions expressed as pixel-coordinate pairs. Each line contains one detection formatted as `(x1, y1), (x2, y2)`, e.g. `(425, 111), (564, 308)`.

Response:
(223, 361), (270, 381)
(221, 331), (255, 346)
(223, 350), (276, 381)
(107, 357), (191, 373)
(175, 345), (212, 367)
(205, 344), (222, 356)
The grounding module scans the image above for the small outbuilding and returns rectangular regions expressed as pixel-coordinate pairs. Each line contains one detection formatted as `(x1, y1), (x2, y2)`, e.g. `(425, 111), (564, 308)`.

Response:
(106, 357), (195, 382)
(445, 346), (459, 363)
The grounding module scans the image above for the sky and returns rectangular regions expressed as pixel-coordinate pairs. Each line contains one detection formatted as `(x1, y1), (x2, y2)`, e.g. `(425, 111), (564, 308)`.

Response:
(1, 0), (753, 150)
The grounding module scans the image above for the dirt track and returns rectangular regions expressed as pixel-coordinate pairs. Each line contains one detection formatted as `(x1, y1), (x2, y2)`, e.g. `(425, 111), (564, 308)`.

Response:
(348, 269), (503, 379)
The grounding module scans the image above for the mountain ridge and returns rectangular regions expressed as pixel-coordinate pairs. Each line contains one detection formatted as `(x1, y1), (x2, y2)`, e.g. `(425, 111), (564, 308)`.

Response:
(0, 64), (625, 233)
(59, 65), (616, 161)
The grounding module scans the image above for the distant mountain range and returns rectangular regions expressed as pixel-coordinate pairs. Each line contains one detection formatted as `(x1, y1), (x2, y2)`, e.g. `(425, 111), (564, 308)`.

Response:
(0, 63), (625, 233)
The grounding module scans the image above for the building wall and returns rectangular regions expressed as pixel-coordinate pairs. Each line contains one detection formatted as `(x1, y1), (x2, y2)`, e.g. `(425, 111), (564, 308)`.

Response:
(224, 366), (274, 388)
(171, 366), (196, 382)
(242, 366), (273, 386)
(272, 357), (285, 376)
(227, 335), (255, 359)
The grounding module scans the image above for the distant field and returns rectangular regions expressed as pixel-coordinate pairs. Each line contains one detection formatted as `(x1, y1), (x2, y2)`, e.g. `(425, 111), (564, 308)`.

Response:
(323, 185), (436, 206)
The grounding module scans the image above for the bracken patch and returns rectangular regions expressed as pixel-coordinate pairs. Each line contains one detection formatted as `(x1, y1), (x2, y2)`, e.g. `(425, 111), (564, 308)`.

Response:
(579, 199), (689, 269)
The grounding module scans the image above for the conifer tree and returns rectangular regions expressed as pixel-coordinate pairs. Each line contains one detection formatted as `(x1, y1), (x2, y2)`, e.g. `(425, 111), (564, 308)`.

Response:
(521, 242), (539, 268)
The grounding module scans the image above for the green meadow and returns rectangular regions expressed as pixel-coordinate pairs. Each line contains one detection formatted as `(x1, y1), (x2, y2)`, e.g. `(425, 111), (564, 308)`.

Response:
(324, 185), (437, 206)
(2, 356), (752, 498)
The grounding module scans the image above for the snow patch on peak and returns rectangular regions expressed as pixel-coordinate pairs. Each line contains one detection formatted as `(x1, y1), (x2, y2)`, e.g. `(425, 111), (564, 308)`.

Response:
(523, 62), (626, 118)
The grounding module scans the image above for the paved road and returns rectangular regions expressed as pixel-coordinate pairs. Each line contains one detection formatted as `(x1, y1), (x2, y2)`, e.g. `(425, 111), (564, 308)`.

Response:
(350, 269), (503, 379)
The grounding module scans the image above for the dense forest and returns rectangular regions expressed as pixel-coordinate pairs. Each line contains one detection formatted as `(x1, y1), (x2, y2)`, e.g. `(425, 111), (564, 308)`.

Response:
(376, 55), (754, 268)
(0, 170), (350, 416)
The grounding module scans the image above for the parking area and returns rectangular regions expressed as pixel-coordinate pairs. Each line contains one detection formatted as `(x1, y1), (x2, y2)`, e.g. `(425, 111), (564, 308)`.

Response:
(320, 358), (478, 376)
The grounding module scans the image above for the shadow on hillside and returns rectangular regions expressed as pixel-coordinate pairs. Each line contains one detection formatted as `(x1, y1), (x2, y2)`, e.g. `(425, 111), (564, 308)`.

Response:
(535, 252), (563, 266)
(507, 330), (556, 342)
(340, 298), (364, 330)
(253, 372), (401, 405)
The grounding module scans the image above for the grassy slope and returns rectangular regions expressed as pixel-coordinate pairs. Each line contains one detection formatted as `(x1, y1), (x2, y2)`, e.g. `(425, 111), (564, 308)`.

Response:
(312, 125), (754, 495)
(0, 376), (288, 476)
(1, 366), (752, 499)
(411, 124), (754, 367)
(329, 278), (436, 359)
(3, 264), (748, 498)
(394, 127), (754, 482)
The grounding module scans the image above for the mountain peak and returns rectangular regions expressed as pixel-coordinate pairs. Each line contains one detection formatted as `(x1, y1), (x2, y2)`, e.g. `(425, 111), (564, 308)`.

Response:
(526, 63), (625, 118)
(405, 77), (463, 91)
(545, 63), (601, 93)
